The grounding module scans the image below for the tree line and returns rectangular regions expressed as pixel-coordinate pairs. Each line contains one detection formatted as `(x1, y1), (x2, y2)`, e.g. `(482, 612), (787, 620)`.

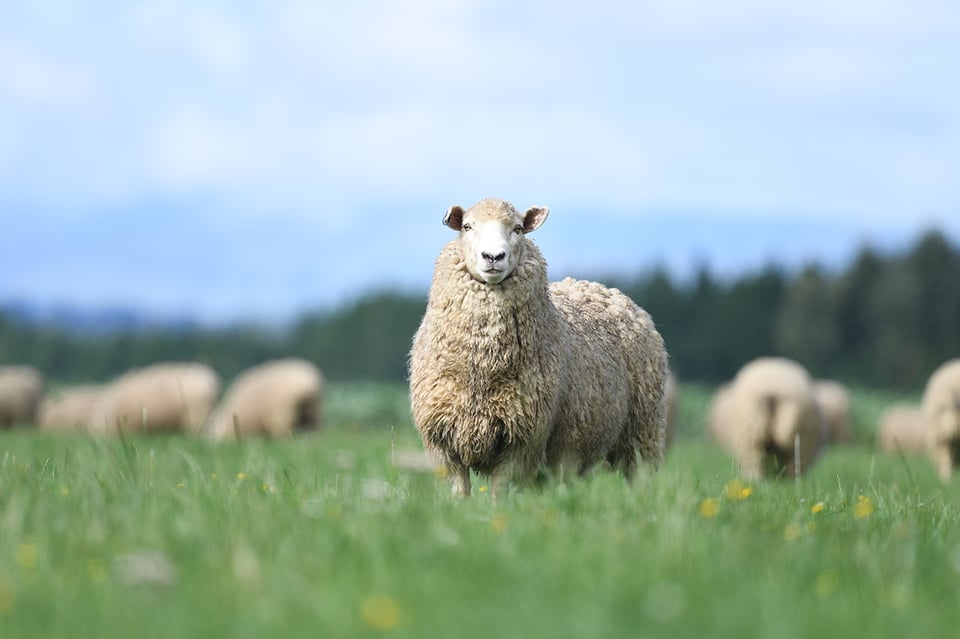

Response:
(2, 230), (958, 390)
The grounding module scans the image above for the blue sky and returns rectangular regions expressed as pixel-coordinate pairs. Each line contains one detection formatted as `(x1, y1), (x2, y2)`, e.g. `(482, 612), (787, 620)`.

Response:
(2, 1), (958, 323)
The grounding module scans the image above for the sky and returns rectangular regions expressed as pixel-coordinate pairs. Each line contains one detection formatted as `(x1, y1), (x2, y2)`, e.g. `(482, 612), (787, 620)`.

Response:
(2, 1), (958, 324)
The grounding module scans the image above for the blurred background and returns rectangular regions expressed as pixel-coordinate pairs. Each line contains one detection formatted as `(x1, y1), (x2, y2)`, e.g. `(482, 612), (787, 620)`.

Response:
(2, 1), (958, 389)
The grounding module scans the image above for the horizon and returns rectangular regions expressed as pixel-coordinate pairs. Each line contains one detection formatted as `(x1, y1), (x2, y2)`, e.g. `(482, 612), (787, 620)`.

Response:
(3, 219), (953, 331)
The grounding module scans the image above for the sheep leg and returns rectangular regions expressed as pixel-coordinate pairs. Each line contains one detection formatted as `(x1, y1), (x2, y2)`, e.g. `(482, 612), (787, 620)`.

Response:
(552, 454), (579, 485)
(450, 465), (472, 497)
(490, 471), (509, 501)
(635, 428), (664, 470)
(737, 448), (764, 481)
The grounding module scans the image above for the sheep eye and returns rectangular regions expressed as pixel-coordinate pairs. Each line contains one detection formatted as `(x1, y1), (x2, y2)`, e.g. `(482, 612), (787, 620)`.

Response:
(462, 223), (472, 232)
(513, 225), (523, 234)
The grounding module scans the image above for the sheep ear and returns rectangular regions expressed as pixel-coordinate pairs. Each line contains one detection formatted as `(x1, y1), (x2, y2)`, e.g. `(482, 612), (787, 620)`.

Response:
(443, 205), (464, 231)
(522, 206), (549, 233)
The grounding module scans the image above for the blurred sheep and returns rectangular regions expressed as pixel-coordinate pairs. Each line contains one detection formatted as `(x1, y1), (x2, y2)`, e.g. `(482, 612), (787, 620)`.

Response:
(206, 358), (324, 440)
(813, 379), (853, 445)
(37, 385), (103, 433)
(711, 357), (826, 480)
(88, 362), (221, 435)
(922, 359), (960, 482)
(0, 365), (44, 427)
(875, 403), (926, 455)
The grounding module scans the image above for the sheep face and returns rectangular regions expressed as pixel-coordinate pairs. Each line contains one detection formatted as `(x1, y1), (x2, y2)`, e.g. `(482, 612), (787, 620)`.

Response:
(444, 198), (549, 285)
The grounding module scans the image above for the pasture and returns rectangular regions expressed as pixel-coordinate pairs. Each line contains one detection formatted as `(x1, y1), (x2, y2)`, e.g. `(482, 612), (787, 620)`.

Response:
(1, 383), (958, 638)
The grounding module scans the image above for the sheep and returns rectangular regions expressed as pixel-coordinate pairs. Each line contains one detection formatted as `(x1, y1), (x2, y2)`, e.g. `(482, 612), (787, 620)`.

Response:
(0, 365), (44, 427)
(922, 359), (960, 482)
(408, 198), (669, 497)
(812, 379), (853, 445)
(37, 384), (103, 433)
(206, 358), (324, 440)
(88, 362), (220, 435)
(875, 403), (926, 455)
(713, 357), (825, 480)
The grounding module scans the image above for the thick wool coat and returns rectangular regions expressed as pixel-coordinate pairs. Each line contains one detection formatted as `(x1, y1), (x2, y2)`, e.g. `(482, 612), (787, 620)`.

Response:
(409, 236), (668, 486)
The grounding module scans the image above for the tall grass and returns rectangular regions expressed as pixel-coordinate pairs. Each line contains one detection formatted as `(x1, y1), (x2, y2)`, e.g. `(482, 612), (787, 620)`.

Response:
(0, 383), (957, 638)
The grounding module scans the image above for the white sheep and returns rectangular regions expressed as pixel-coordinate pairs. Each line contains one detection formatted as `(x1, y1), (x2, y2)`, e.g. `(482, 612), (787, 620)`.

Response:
(206, 358), (324, 440)
(875, 403), (926, 455)
(88, 362), (220, 435)
(922, 359), (960, 482)
(712, 357), (825, 480)
(408, 198), (669, 496)
(0, 365), (44, 427)
(37, 384), (103, 433)
(813, 379), (853, 445)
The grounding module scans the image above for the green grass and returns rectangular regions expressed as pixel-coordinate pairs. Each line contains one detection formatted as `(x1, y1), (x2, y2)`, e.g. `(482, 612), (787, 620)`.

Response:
(1, 383), (958, 638)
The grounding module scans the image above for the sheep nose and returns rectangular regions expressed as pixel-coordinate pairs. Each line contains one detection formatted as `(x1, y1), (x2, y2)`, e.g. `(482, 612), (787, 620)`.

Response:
(482, 251), (506, 263)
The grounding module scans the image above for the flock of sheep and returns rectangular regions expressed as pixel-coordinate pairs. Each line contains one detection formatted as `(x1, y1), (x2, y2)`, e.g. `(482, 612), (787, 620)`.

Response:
(0, 358), (324, 441)
(705, 356), (960, 482)
(408, 198), (960, 492)
(2, 197), (959, 493)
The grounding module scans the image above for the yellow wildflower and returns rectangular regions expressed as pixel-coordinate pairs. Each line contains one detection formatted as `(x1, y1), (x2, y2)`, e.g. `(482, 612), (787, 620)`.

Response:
(478, 485), (489, 493)
(176, 482), (186, 489)
(491, 514), (509, 533)
(236, 473), (247, 481)
(724, 480), (753, 501)
(854, 495), (874, 519)
(699, 498), (719, 518)
(811, 502), (825, 515)
(360, 595), (401, 630)
(60, 486), (70, 497)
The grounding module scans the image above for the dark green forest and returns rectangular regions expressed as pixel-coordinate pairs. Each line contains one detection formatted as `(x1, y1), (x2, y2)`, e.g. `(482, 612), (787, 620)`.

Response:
(2, 230), (958, 390)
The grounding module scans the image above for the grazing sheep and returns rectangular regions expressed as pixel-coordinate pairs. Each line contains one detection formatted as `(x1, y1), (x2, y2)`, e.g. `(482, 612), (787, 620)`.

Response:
(876, 403), (926, 455)
(409, 198), (669, 496)
(715, 357), (825, 480)
(88, 362), (220, 435)
(0, 365), (44, 427)
(813, 379), (853, 445)
(206, 358), (324, 440)
(37, 385), (103, 433)
(922, 359), (960, 482)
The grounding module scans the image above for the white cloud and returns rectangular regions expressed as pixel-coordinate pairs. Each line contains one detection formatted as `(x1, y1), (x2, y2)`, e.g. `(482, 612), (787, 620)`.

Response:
(3, 1), (956, 221)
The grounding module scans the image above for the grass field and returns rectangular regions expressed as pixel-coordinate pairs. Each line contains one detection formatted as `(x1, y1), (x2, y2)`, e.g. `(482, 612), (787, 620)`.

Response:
(1, 383), (958, 638)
